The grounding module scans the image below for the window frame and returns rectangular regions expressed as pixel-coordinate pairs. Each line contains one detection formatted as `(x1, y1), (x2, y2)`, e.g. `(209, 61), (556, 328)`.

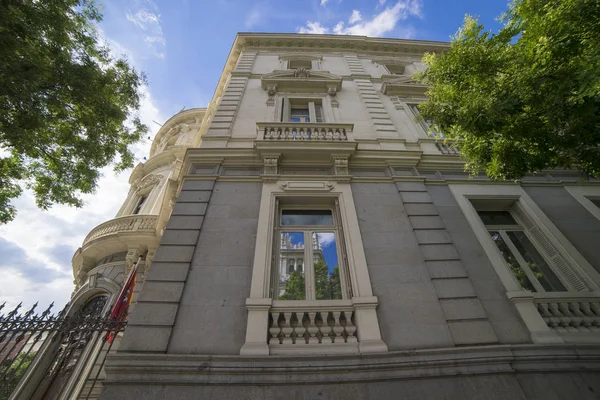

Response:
(450, 184), (600, 293)
(273, 203), (350, 301)
(565, 186), (600, 221)
(406, 103), (443, 138)
(281, 97), (325, 123)
(288, 59), (313, 70)
(477, 210), (567, 293)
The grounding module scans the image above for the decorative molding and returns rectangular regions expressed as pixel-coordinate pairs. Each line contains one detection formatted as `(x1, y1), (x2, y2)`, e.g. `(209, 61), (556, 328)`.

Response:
(261, 69), (342, 94)
(333, 158), (349, 176)
(293, 68), (310, 78)
(263, 157), (279, 176)
(381, 76), (428, 96)
(137, 174), (162, 191)
(278, 181), (335, 191)
(327, 85), (339, 108)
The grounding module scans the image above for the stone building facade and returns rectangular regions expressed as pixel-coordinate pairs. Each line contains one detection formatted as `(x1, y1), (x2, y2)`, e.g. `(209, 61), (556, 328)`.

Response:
(69, 33), (600, 399)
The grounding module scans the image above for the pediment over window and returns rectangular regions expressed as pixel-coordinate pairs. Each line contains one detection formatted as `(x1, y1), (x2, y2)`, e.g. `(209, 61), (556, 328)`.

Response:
(261, 70), (342, 93)
(381, 76), (428, 96)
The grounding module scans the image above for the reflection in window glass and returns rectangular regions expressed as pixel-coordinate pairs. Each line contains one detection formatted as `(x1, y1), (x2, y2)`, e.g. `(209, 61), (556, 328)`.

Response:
(489, 231), (537, 292)
(279, 232), (306, 300)
(314, 232), (342, 300)
(506, 231), (566, 292)
(281, 210), (333, 226)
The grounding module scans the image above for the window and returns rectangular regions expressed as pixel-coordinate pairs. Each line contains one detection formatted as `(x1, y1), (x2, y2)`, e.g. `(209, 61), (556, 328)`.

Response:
(281, 98), (324, 123)
(407, 104), (443, 138)
(565, 186), (600, 221)
(273, 204), (349, 301)
(385, 64), (405, 75)
(477, 210), (566, 292)
(132, 194), (148, 215)
(288, 59), (312, 70)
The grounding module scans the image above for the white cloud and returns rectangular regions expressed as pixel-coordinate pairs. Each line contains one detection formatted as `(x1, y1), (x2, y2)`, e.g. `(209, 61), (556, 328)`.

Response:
(0, 29), (164, 311)
(298, 21), (329, 34)
(349, 10), (362, 24)
(297, 0), (422, 38)
(125, 1), (166, 59)
(320, 0), (328, 6)
(317, 232), (336, 248)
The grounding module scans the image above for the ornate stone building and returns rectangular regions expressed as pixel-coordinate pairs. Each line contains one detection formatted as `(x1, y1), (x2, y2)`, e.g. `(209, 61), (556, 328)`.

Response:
(72, 33), (600, 399)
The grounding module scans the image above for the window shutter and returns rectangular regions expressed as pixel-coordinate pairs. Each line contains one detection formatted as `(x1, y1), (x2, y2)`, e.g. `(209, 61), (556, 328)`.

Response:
(512, 203), (590, 291)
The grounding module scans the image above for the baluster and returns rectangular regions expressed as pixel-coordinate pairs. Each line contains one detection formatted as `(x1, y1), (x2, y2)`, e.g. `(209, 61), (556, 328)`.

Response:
(344, 312), (358, 343)
(281, 312), (293, 344)
(299, 128), (306, 140)
(341, 129), (347, 140)
(307, 312), (319, 344)
(537, 302), (553, 327)
(331, 311), (343, 343)
(296, 312), (308, 344)
(314, 312), (325, 343)
(569, 302), (589, 329)
(590, 302), (600, 331)
(268, 312), (280, 344)
(326, 129), (333, 141)
(548, 302), (568, 332)
(333, 129), (340, 140)
(558, 302), (578, 332)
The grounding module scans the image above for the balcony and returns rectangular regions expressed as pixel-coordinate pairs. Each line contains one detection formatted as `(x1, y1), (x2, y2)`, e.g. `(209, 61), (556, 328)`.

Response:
(256, 122), (353, 141)
(534, 292), (600, 336)
(81, 214), (159, 252)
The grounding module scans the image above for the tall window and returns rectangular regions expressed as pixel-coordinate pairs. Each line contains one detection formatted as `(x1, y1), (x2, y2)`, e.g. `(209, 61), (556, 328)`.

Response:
(282, 98), (324, 123)
(132, 194), (148, 215)
(407, 104), (443, 138)
(273, 203), (349, 301)
(477, 210), (566, 292)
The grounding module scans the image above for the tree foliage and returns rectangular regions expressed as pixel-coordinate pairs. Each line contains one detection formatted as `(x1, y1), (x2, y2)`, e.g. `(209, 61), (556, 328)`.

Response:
(0, 0), (147, 223)
(415, 0), (600, 180)
(279, 260), (342, 300)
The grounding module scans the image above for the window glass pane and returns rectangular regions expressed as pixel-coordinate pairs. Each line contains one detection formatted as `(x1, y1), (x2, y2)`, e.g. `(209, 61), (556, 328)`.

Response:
(489, 231), (537, 292)
(314, 232), (343, 300)
(478, 211), (518, 226)
(281, 210), (333, 226)
(589, 198), (600, 208)
(279, 232), (306, 300)
(506, 231), (567, 292)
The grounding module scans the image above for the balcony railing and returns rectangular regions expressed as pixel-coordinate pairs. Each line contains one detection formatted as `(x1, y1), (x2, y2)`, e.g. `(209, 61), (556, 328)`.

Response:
(256, 122), (353, 141)
(268, 302), (357, 352)
(82, 214), (158, 249)
(534, 293), (600, 334)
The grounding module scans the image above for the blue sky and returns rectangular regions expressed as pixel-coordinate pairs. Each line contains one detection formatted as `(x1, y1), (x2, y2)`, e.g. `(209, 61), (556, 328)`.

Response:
(0, 0), (510, 311)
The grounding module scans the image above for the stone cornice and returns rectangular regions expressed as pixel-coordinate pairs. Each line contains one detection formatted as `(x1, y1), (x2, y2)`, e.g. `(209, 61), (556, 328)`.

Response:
(104, 344), (600, 386)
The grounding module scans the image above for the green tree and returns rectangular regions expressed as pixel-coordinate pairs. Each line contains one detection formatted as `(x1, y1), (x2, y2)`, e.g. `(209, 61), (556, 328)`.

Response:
(280, 270), (306, 300)
(0, 0), (147, 223)
(415, 0), (600, 180)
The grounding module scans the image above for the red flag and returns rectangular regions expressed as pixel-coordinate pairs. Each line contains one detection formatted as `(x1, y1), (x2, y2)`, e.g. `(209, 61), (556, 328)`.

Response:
(106, 257), (140, 343)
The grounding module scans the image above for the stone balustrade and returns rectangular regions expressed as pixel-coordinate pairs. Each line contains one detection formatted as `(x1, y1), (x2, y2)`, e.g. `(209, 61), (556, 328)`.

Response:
(268, 306), (357, 347)
(257, 123), (353, 141)
(535, 294), (600, 333)
(82, 214), (158, 249)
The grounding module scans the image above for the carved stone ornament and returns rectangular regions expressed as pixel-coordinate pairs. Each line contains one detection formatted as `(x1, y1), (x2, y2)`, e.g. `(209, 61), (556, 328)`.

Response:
(327, 85), (337, 97)
(293, 68), (311, 78)
(137, 174), (161, 191)
(334, 158), (349, 175)
(263, 157), (279, 175)
(267, 85), (278, 97)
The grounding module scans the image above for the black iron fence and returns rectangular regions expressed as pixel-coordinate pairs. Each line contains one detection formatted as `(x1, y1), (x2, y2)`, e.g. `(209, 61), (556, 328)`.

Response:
(0, 298), (126, 400)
